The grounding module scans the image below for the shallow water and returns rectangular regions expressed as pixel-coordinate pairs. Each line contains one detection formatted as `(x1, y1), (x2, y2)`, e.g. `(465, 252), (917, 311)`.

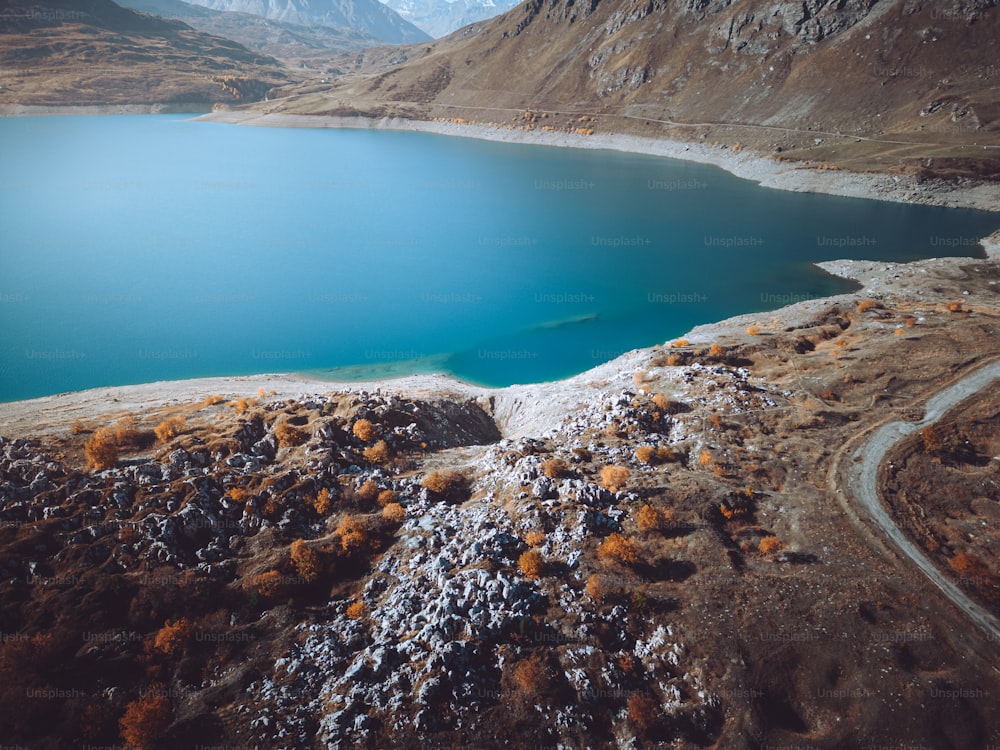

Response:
(0, 114), (996, 401)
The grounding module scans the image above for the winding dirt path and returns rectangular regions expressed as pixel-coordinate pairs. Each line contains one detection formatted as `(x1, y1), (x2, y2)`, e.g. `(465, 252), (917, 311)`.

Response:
(841, 360), (1000, 641)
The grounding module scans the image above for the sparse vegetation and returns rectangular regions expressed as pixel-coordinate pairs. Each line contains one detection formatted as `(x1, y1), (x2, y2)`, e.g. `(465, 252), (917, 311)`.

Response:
(119, 693), (171, 750)
(345, 600), (368, 620)
(600, 465), (630, 493)
(542, 458), (570, 478)
(290, 539), (321, 582)
(708, 343), (726, 358)
(352, 418), (377, 443)
(518, 549), (545, 578)
(337, 515), (368, 555)
(628, 693), (659, 732)
(275, 421), (308, 448)
(153, 416), (185, 443)
(759, 536), (784, 554)
(512, 654), (551, 699)
(202, 394), (224, 407)
(597, 533), (639, 565)
(422, 470), (465, 496)
(313, 488), (332, 515)
(856, 299), (882, 313)
(363, 439), (391, 464)
(746, 324), (761, 336)
(382, 502), (406, 523)
(635, 504), (666, 532)
(85, 427), (119, 470)
(525, 530), (546, 547)
(585, 574), (606, 603)
(152, 618), (193, 657)
(250, 570), (283, 599)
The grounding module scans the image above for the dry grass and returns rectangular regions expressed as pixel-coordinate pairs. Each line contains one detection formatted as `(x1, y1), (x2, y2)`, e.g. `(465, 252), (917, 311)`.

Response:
(275, 421), (309, 448)
(541, 458), (570, 479)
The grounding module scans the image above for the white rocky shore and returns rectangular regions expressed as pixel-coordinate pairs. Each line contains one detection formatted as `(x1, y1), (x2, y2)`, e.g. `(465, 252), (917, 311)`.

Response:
(200, 111), (1000, 214)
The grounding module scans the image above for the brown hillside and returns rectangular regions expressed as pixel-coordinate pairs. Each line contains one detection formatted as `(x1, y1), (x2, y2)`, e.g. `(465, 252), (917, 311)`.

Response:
(0, 0), (293, 107)
(257, 0), (1000, 177)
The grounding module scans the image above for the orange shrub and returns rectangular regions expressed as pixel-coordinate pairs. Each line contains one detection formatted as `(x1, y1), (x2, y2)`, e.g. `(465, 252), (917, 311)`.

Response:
(512, 655), (551, 698)
(542, 458), (569, 479)
(119, 693), (171, 750)
(251, 570), (283, 599)
(671, 338), (689, 348)
(635, 504), (664, 532)
(227, 487), (247, 503)
(152, 618), (193, 657)
(759, 536), (784, 554)
(628, 693), (659, 732)
(202, 394), (224, 407)
(154, 417), (185, 443)
(422, 470), (465, 495)
(585, 574), (606, 604)
(337, 515), (368, 555)
(600, 465), (630, 493)
(352, 418), (377, 443)
(85, 427), (119, 470)
(356, 481), (381, 503)
(597, 533), (639, 565)
(708, 343), (726, 358)
(275, 421), (308, 448)
(232, 397), (255, 414)
(921, 425), (943, 454)
(313, 488), (332, 515)
(856, 299), (881, 313)
(382, 502), (406, 523)
(525, 530), (546, 547)
(651, 393), (671, 412)
(345, 600), (368, 620)
(518, 549), (545, 579)
(363, 439), (391, 464)
(377, 489), (396, 507)
(746, 324), (761, 336)
(946, 301), (963, 313)
(949, 550), (990, 578)
(290, 539), (321, 582)
(698, 449), (713, 466)
(70, 420), (89, 435)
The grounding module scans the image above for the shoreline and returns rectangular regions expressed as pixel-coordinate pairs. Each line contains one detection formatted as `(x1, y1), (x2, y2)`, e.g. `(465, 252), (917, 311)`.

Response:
(4, 226), (998, 435)
(198, 111), (1000, 213)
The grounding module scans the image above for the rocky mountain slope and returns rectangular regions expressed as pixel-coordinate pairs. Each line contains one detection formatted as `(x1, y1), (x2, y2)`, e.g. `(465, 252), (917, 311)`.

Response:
(382, 0), (519, 39)
(184, 0), (431, 44)
(252, 0), (1000, 179)
(0, 0), (293, 107)
(116, 0), (383, 56)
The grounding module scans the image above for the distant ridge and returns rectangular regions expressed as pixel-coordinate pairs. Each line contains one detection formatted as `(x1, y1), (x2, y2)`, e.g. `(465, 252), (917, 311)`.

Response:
(183, 0), (431, 44)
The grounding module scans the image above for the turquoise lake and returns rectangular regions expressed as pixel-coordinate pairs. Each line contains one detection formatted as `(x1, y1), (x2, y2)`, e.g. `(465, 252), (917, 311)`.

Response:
(1, 114), (997, 402)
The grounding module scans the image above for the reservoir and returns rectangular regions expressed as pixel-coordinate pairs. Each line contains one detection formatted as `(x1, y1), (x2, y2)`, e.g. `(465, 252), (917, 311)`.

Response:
(0, 114), (996, 402)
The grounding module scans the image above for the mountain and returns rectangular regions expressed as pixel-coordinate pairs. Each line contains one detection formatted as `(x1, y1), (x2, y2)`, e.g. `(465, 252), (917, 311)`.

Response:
(253, 0), (1000, 180)
(381, 0), (520, 39)
(0, 0), (292, 107)
(183, 0), (431, 44)
(116, 0), (381, 56)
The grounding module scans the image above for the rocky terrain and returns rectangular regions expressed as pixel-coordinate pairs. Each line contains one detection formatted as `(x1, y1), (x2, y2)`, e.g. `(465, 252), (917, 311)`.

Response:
(2, 238), (999, 748)
(0, 0), (293, 107)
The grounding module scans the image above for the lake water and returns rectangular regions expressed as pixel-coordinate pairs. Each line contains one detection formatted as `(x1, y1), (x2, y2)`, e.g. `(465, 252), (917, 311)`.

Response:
(1, 114), (996, 402)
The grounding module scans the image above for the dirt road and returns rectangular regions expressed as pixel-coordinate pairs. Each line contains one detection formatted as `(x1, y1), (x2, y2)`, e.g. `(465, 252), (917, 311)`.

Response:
(843, 360), (1000, 641)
